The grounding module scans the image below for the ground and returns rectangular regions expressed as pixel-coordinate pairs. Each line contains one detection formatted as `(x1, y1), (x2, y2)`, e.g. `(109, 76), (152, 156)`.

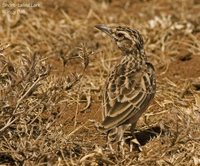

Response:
(0, 0), (200, 165)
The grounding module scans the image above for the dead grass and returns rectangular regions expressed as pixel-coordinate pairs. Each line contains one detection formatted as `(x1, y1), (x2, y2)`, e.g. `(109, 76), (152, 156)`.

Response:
(0, 0), (200, 165)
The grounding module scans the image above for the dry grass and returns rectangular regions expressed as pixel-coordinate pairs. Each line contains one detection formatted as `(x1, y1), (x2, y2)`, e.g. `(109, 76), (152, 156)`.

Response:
(0, 0), (200, 165)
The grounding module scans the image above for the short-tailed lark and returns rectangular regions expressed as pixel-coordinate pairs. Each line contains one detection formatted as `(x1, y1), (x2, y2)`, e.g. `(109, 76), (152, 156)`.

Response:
(95, 24), (156, 152)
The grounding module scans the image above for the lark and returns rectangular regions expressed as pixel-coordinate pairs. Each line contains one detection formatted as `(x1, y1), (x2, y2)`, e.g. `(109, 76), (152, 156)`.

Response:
(95, 24), (156, 152)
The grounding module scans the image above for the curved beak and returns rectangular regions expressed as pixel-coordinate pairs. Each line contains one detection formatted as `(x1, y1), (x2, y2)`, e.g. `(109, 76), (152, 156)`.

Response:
(95, 24), (112, 36)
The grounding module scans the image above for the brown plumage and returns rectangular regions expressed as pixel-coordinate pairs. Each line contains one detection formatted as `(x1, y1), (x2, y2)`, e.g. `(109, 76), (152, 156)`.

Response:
(95, 24), (156, 150)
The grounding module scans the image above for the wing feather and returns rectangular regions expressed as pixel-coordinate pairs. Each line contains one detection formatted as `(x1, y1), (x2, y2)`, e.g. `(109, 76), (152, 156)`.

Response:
(102, 61), (156, 131)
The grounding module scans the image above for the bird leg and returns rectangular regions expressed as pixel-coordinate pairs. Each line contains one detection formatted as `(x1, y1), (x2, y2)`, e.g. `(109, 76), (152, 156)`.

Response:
(108, 142), (115, 154)
(118, 138), (125, 156)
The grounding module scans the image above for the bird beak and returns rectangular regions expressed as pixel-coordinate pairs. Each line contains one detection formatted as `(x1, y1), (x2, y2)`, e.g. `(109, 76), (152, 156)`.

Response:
(95, 24), (112, 36)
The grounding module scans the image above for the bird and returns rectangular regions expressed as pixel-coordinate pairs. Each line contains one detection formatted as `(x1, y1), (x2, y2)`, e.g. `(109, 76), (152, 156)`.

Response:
(95, 24), (156, 152)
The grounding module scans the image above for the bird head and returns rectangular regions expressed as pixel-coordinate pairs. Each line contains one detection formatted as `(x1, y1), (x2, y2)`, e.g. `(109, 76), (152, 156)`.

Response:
(95, 24), (144, 55)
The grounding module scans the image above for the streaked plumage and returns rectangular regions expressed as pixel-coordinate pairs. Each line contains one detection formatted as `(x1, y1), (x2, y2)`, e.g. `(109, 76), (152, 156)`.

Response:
(95, 24), (156, 150)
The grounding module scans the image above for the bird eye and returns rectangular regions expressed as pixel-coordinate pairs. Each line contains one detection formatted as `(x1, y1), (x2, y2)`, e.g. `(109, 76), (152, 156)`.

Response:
(116, 33), (124, 38)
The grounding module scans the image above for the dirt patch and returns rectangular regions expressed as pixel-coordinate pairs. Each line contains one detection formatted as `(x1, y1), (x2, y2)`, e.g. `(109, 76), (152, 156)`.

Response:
(166, 53), (200, 79)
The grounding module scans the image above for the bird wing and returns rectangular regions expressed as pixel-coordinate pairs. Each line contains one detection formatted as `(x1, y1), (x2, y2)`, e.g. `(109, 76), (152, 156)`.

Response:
(102, 62), (156, 131)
